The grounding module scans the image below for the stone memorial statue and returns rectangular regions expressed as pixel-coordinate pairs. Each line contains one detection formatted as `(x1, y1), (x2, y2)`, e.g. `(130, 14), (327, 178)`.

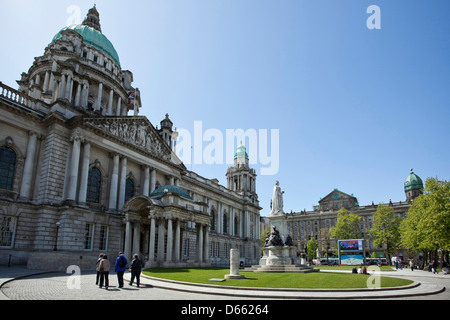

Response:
(265, 226), (284, 247)
(269, 181), (285, 217)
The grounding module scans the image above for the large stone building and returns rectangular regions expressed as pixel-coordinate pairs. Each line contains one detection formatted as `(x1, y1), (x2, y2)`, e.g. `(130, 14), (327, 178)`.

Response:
(0, 6), (261, 270)
(286, 169), (424, 262)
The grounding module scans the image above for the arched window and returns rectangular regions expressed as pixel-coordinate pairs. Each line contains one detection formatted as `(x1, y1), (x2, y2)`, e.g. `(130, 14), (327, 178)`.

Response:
(210, 210), (216, 231)
(86, 167), (102, 203)
(234, 216), (239, 236)
(223, 213), (228, 234)
(0, 147), (16, 191)
(125, 178), (135, 203)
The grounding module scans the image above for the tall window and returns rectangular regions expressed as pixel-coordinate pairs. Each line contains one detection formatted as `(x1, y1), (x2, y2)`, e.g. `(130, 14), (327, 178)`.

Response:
(234, 216), (238, 236)
(210, 210), (216, 231)
(84, 223), (94, 250)
(0, 216), (15, 248)
(223, 213), (228, 234)
(99, 225), (109, 251)
(0, 147), (16, 191)
(86, 167), (101, 203)
(125, 178), (135, 203)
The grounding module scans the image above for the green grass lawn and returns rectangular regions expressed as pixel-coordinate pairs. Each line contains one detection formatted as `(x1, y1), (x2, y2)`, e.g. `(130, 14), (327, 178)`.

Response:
(142, 268), (413, 289)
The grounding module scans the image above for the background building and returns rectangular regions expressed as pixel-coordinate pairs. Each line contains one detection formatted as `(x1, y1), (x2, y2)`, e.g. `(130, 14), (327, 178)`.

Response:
(0, 7), (261, 270)
(286, 169), (424, 262)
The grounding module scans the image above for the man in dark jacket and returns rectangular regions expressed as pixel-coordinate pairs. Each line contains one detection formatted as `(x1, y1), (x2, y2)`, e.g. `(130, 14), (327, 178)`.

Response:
(115, 252), (128, 288)
(129, 254), (142, 287)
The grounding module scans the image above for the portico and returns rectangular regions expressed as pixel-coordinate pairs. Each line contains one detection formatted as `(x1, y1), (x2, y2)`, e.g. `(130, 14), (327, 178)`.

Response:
(122, 194), (211, 268)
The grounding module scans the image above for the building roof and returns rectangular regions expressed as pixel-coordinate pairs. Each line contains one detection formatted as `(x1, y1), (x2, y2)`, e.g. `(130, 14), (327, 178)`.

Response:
(404, 169), (424, 192)
(150, 185), (193, 200)
(234, 142), (248, 159)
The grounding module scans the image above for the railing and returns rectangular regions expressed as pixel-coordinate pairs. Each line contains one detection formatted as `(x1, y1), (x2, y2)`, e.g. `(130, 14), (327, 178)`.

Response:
(0, 81), (44, 114)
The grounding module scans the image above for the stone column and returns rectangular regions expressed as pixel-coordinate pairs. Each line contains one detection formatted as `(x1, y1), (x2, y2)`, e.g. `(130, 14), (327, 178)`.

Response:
(116, 96), (122, 116)
(118, 156), (127, 210)
(20, 131), (38, 199)
(66, 132), (83, 202)
(142, 166), (150, 197)
(108, 89), (114, 115)
(108, 154), (120, 210)
(225, 249), (245, 279)
(77, 142), (91, 204)
(65, 75), (72, 101)
(174, 219), (181, 263)
(148, 215), (156, 263)
(74, 83), (82, 106)
(150, 168), (156, 193)
(96, 82), (103, 112)
(132, 222), (141, 256)
(124, 217), (132, 261)
(203, 225), (210, 263)
(197, 224), (204, 263)
(157, 219), (165, 262)
(82, 84), (89, 108)
(166, 217), (173, 263)
(43, 71), (50, 93)
(58, 75), (66, 99)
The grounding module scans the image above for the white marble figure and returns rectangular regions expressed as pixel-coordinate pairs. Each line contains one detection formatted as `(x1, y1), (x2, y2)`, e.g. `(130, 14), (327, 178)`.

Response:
(270, 181), (285, 217)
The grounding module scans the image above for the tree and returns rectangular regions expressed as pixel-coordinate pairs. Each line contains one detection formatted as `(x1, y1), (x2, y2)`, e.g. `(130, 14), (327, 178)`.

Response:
(370, 204), (401, 265)
(307, 238), (318, 259)
(400, 177), (450, 263)
(331, 207), (362, 241)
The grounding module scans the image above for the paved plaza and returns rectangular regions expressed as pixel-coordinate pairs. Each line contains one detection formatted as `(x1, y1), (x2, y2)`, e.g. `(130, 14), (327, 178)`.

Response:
(0, 266), (447, 301)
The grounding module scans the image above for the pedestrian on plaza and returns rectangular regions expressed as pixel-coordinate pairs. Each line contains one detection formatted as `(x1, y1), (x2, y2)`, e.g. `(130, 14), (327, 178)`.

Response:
(432, 260), (438, 274)
(409, 259), (415, 271)
(98, 254), (111, 289)
(129, 254), (142, 287)
(95, 253), (104, 285)
(115, 251), (128, 288)
(394, 259), (399, 270)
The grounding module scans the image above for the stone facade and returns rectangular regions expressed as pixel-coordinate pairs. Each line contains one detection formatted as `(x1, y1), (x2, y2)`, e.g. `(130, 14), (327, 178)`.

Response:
(0, 7), (261, 270)
(286, 184), (422, 262)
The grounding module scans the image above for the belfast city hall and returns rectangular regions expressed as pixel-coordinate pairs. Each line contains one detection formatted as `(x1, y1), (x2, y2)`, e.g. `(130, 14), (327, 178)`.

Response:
(0, 6), (262, 270)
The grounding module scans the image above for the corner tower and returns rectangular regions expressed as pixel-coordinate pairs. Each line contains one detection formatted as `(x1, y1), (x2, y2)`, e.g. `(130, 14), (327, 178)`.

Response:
(226, 142), (257, 198)
(405, 168), (424, 203)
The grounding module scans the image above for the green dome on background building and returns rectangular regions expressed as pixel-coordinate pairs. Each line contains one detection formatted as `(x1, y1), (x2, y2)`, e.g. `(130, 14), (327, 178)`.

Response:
(150, 185), (193, 200)
(404, 169), (424, 192)
(234, 142), (248, 159)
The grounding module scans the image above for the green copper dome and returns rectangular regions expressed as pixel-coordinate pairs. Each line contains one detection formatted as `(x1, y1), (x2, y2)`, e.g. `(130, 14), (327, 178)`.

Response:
(51, 24), (121, 67)
(234, 143), (248, 159)
(405, 169), (424, 192)
(150, 185), (193, 200)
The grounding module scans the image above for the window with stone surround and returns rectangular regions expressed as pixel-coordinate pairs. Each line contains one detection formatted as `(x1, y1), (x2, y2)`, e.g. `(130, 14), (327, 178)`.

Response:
(0, 147), (16, 191)
(84, 223), (94, 250)
(125, 178), (135, 203)
(86, 167), (101, 203)
(99, 225), (109, 251)
(0, 216), (16, 248)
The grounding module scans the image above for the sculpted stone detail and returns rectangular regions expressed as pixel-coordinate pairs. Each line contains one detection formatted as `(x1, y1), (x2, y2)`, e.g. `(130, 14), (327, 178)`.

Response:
(84, 118), (172, 161)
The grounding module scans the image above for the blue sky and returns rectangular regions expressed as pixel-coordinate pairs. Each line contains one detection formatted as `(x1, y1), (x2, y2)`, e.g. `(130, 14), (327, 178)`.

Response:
(1, 0), (449, 215)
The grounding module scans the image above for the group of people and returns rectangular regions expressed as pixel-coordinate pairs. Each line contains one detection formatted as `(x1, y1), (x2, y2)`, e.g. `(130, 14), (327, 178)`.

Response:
(352, 265), (368, 274)
(95, 252), (142, 290)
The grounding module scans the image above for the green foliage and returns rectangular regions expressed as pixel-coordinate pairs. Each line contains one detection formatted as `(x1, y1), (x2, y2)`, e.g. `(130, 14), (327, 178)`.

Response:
(307, 238), (318, 258)
(331, 207), (362, 240)
(400, 177), (450, 253)
(369, 204), (402, 262)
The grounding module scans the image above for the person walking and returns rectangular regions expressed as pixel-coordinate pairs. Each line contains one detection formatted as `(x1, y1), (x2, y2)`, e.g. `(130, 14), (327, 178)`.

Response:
(95, 253), (104, 285)
(115, 251), (128, 288)
(98, 254), (111, 289)
(129, 254), (142, 287)
(409, 259), (415, 271)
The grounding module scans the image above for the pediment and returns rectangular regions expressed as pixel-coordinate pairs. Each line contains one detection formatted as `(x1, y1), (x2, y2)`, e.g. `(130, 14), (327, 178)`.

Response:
(80, 116), (185, 169)
(319, 189), (357, 204)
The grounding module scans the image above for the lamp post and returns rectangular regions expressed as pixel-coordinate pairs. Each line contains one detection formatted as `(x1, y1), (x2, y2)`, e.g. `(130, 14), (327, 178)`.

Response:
(54, 222), (61, 251)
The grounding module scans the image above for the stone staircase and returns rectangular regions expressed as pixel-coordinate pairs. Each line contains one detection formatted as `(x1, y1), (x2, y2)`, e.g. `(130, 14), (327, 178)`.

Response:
(244, 264), (319, 273)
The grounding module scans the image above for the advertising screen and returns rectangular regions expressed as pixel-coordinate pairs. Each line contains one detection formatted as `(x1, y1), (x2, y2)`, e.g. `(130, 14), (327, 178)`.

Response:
(339, 240), (363, 252)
